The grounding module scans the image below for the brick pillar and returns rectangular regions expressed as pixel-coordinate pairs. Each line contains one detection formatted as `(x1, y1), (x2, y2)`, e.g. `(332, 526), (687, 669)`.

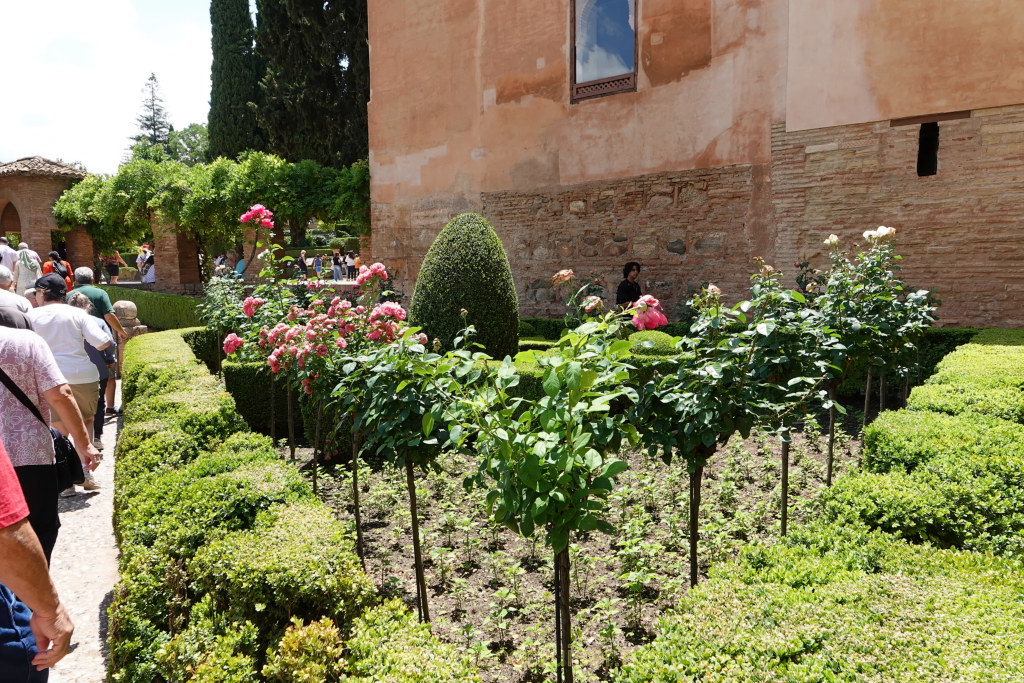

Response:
(359, 233), (372, 262)
(64, 225), (95, 273)
(152, 217), (201, 295)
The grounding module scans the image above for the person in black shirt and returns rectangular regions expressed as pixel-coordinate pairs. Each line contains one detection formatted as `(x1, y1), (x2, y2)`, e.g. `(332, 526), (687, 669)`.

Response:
(616, 261), (642, 307)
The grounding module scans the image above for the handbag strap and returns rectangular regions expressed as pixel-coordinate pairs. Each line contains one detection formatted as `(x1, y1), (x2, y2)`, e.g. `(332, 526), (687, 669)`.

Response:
(0, 366), (47, 427)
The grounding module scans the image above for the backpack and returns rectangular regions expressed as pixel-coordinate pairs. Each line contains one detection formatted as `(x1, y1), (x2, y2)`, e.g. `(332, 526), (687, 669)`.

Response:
(51, 260), (69, 279)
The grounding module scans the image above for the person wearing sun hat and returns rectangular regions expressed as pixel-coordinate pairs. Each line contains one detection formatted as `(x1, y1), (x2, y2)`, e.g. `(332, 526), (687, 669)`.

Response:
(135, 244), (151, 275)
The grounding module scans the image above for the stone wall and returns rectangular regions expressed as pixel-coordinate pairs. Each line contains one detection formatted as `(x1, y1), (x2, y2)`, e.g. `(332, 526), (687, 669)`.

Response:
(484, 165), (770, 318)
(771, 105), (1024, 328)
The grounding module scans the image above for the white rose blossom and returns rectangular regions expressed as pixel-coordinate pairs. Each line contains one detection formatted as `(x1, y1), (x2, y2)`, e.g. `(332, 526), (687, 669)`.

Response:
(707, 284), (722, 296)
(824, 234), (839, 247)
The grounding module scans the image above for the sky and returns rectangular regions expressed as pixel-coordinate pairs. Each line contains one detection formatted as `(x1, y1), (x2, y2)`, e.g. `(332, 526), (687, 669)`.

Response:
(0, 0), (214, 175)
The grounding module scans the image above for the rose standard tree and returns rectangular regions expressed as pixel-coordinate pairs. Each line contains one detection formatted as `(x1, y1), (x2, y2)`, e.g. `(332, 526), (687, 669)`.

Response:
(815, 228), (934, 484)
(633, 272), (832, 587)
(446, 286), (669, 683)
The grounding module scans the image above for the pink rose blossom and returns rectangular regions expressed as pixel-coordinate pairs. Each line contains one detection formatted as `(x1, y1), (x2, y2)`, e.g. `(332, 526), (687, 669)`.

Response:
(336, 337), (348, 350)
(631, 295), (668, 331)
(223, 333), (244, 354)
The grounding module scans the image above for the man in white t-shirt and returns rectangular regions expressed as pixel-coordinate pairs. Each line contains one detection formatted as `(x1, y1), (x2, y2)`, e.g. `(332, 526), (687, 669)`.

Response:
(0, 237), (16, 273)
(0, 266), (31, 313)
(26, 274), (111, 491)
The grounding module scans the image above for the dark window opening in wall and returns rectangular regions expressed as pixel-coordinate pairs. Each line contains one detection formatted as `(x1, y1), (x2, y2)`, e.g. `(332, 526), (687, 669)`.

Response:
(917, 122), (939, 176)
(571, 0), (637, 102)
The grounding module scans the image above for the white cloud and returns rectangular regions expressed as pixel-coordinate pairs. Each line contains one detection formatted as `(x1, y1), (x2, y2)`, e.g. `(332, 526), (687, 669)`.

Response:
(0, 0), (212, 174)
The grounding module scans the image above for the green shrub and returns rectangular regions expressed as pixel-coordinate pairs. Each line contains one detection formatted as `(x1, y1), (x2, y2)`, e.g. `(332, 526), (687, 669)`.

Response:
(519, 317), (566, 340)
(517, 338), (557, 352)
(223, 360), (303, 438)
(118, 455), (310, 561)
(344, 236), (361, 254)
(340, 600), (482, 682)
(517, 319), (536, 337)
(155, 596), (260, 683)
(263, 617), (346, 683)
(181, 326), (222, 372)
(927, 339), (1024, 389)
(99, 285), (201, 329)
(973, 327), (1024, 346)
(864, 410), (1024, 473)
(629, 330), (677, 356)
(190, 503), (375, 653)
(819, 456), (1024, 556)
(907, 383), (1024, 423)
(618, 527), (1024, 682)
(410, 212), (518, 358)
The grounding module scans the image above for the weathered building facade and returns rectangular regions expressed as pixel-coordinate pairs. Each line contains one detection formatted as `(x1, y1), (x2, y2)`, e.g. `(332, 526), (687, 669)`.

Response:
(368, 0), (1024, 326)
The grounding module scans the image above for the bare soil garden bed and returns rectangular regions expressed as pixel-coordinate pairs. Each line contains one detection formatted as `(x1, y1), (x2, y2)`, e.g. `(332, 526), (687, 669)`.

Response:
(286, 413), (862, 683)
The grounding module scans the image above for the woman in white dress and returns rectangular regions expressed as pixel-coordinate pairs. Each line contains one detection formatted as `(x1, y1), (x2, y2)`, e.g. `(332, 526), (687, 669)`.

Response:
(13, 245), (41, 295)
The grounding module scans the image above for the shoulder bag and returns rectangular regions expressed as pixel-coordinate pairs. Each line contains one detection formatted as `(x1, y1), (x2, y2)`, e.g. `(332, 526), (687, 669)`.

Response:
(0, 367), (85, 491)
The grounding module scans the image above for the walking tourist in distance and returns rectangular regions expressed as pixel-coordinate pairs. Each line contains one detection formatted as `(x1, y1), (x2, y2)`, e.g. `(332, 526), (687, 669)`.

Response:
(14, 243), (42, 295)
(0, 237), (16, 273)
(41, 252), (73, 293)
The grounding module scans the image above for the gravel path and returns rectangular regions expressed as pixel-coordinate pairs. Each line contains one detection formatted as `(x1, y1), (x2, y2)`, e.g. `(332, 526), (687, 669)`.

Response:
(47, 383), (121, 683)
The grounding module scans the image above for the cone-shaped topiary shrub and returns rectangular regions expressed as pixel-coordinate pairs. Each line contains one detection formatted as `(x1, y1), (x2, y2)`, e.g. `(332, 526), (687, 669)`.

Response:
(410, 212), (519, 358)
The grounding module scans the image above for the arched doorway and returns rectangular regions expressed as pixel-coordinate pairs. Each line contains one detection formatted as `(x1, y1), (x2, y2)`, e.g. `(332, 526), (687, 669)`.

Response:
(0, 199), (22, 239)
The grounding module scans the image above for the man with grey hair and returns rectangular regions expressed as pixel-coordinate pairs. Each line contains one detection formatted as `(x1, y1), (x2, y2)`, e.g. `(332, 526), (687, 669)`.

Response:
(70, 267), (126, 418)
(69, 267), (127, 343)
(0, 236), (15, 272)
(0, 266), (31, 313)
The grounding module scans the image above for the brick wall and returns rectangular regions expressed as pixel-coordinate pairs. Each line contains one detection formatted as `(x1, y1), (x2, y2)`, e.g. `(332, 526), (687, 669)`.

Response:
(152, 219), (202, 295)
(771, 105), (1024, 327)
(0, 175), (73, 255)
(64, 225), (95, 273)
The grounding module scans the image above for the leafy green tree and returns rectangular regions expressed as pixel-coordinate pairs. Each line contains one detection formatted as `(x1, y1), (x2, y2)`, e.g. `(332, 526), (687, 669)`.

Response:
(209, 0), (264, 159)
(133, 73), (171, 148)
(168, 123), (210, 166)
(254, 0), (369, 167)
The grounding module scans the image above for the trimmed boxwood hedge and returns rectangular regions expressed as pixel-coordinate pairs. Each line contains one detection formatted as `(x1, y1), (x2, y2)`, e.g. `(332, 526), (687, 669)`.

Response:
(619, 522), (1024, 682)
(223, 360), (305, 439)
(98, 284), (201, 329)
(111, 329), (480, 682)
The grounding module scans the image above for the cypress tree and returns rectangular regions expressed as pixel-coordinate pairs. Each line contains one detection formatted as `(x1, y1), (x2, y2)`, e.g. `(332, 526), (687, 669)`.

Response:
(254, 0), (369, 168)
(209, 0), (264, 160)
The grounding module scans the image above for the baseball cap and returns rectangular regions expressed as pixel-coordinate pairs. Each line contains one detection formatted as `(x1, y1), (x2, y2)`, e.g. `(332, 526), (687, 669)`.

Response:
(142, 244), (150, 250)
(35, 273), (68, 297)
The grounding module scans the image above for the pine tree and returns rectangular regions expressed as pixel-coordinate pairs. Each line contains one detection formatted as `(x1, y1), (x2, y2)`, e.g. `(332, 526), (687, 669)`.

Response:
(253, 0), (369, 168)
(134, 73), (171, 147)
(208, 0), (264, 159)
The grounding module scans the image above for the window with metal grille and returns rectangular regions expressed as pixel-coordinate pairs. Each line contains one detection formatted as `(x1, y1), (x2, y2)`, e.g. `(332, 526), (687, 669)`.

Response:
(572, 0), (637, 102)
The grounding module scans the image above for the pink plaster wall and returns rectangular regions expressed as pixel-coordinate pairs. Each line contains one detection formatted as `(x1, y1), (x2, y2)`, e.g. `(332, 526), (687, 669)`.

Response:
(787, 0), (1024, 131)
(368, 0), (787, 202)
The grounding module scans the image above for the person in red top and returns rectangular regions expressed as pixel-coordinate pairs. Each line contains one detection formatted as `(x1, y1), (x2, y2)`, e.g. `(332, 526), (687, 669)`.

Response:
(41, 252), (72, 293)
(0, 436), (74, 678)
